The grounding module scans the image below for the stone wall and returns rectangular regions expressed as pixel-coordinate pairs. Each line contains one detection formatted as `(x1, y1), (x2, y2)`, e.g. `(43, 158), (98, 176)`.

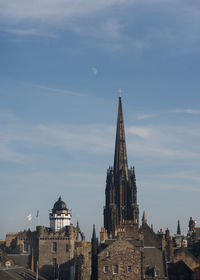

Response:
(98, 238), (142, 280)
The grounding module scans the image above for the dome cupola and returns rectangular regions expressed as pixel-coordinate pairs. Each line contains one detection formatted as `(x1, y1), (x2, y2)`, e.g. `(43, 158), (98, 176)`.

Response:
(53, 196), (68, 213)
(49, 196), (72, 232)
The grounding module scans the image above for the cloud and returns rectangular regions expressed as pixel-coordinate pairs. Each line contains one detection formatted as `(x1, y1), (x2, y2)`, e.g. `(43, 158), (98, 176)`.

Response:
(0, 0), (130, 23)
(126, 126), (151, 138)
(170, 109), (200, 115)
(1, 0), (199, 54)
(2, 28), (58, 38)
(0, 142), (29, 164)
(31, 84), (84, 97)
(91, 67), (98, 76)
(136, 113), (157, 120)
(137, 108), (200, 121)
(2, 114), (200, 167)
(103, 18), (122, 39)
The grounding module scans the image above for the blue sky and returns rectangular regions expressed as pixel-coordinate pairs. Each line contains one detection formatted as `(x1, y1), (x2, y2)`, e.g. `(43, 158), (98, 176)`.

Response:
(0, 0), (200, 240)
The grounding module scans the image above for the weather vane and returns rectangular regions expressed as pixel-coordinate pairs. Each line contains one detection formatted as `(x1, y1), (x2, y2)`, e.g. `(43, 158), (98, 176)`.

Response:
(118, 88), (123, 97)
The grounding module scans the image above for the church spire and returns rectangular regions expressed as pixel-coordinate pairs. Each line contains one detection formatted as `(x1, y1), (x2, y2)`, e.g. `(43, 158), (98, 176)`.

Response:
(177, 220), (181, 235)
(104, 96), (139, 235)
(113, 96), (128, 179)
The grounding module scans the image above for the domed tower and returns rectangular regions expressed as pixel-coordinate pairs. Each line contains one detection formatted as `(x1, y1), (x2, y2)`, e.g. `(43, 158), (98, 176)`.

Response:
(49, 196), (72, 232)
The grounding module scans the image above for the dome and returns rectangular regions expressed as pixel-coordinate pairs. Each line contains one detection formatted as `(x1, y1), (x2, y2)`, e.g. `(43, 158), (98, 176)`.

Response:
(53, 196), (68, 213)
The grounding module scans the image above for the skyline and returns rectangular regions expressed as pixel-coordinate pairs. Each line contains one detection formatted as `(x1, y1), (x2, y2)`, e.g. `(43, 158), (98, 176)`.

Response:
(1, 0), (200, 240)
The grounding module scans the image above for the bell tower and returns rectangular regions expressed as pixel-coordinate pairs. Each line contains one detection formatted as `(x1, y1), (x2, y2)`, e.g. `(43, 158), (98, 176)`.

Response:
(104, 97), (139, 236)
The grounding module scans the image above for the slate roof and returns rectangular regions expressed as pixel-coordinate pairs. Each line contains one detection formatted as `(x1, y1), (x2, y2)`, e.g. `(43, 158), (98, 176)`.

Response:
(144, 247), (167, 278)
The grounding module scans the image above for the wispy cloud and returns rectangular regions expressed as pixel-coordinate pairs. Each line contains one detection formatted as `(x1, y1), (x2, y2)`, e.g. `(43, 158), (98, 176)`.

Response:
(2, 116), (200, 165)
(91, 67), (98, 76)
(170, 109), (200, 115)
(31, 84), (84, 97)
(137, 108), (200, 120)
(126, 126), (151, 138)
(1, 0), (199, 52)
(0, 142), (29, 164)
(136, 113), (157, 120)
(2, 28), (58, 38)
(0, 0), (130, 23)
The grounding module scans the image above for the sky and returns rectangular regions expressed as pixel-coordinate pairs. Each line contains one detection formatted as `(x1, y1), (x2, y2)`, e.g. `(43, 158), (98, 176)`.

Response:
(0, 0), (200, 240)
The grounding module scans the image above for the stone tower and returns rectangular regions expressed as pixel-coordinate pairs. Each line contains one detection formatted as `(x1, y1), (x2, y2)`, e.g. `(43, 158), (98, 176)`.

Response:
(104, 97), (139, 236)
(49, 196), (72, 232)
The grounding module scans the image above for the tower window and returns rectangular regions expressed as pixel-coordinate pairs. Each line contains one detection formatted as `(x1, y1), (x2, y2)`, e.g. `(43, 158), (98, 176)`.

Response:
(52, 242), (57, 252)
(113, 264), (118, 274)
(127, 266), (131, 273)
(104, 266), (109, 273)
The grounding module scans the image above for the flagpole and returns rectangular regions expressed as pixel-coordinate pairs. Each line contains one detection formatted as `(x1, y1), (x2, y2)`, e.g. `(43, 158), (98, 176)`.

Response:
(36, 210), (40, 227)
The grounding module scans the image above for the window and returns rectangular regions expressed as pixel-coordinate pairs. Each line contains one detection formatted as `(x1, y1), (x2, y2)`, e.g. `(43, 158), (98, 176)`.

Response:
(106, 251), (111, 257)
(104, 266), (109, 273)
(52, 242), (57, 252)
(66, 244), (70, 252)
(113, 264), (118, 274)
(23, 242), (29, 253)
(127, 266), (131, 273)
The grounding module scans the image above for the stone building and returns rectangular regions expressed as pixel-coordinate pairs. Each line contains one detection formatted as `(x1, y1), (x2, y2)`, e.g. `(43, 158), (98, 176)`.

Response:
(92, 96), (169, 280)
(4, 196), (91, 280)
(98, 238), (143, 280)
(167, 217), (200, 280)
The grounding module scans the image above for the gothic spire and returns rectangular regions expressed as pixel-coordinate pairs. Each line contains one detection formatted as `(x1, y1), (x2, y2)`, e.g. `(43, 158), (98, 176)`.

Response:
(91, 224), (98, 280)
(113, 96), (128, 179)
(177, 220), (181, 235)
(92, 224), (96, 240)
(142, 211), (147, 225)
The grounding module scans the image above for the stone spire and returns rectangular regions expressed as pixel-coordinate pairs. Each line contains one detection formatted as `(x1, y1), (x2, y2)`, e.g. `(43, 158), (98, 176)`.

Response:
(189, 217), (195, 232)
(113, 96), (128, 180)
(92, 224), (97, 240)
(104, 96), (139, 236)
(91, 224), (98, 280)
(177, 220), (181, 235)
(142, 211), (147, 225)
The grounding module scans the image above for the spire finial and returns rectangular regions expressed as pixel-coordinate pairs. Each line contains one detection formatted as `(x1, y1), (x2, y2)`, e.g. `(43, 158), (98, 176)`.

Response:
(76, 218), (80, 229)
(142, 211), (147, 225)
(118, 88), (123, 97)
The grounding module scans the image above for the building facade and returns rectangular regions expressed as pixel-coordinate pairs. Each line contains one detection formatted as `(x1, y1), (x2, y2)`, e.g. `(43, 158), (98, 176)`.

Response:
(4, 197), (91, 280)
(95, 96), (169, 280)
